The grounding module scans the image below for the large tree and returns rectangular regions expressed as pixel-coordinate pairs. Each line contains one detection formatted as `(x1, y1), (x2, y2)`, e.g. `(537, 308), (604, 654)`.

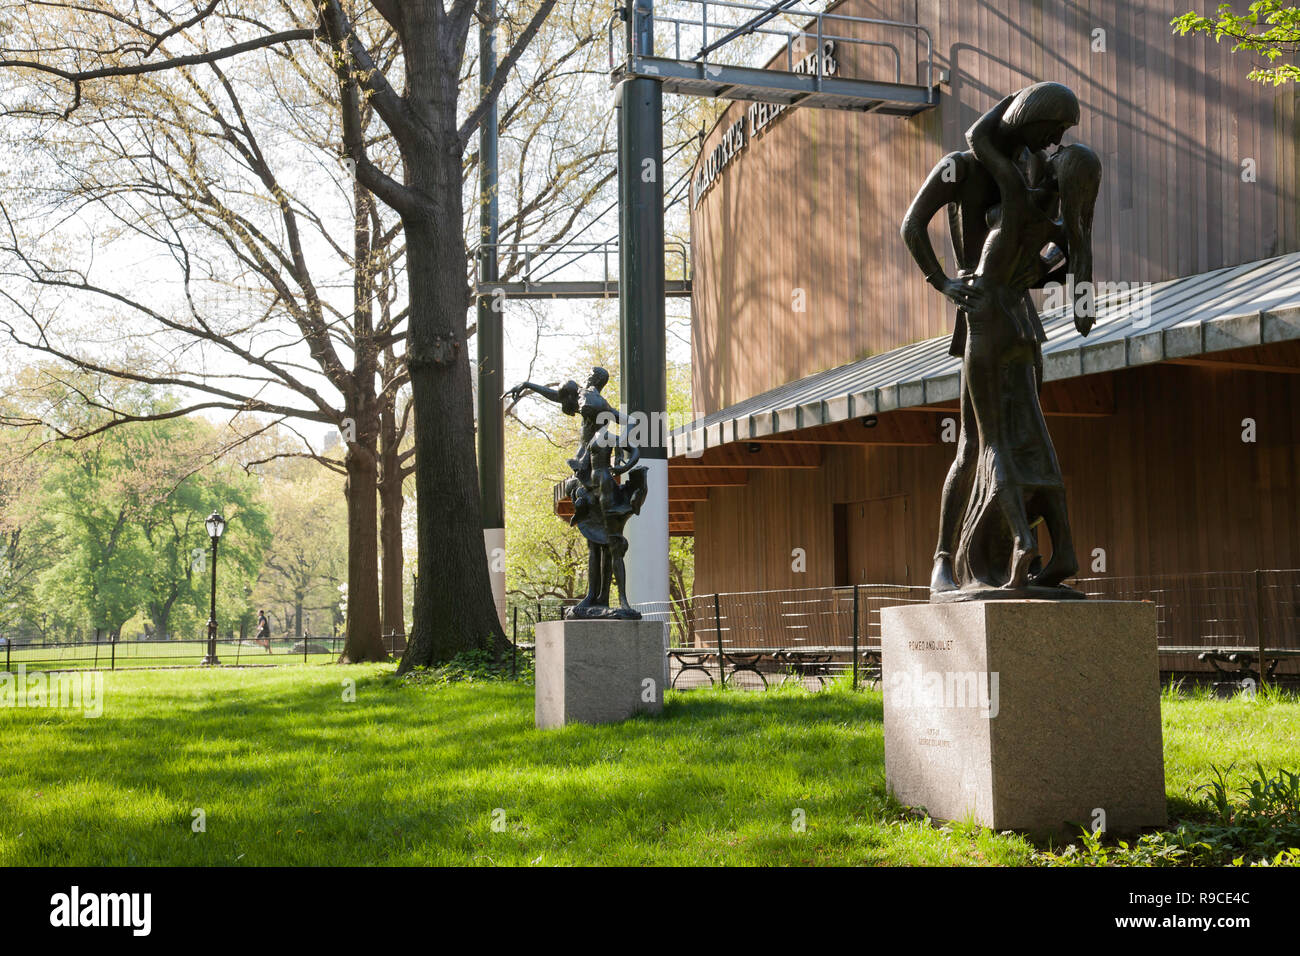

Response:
(315, 0), (558, 671)
(0, 17), (409, 662)
(0, 0), (587, 671)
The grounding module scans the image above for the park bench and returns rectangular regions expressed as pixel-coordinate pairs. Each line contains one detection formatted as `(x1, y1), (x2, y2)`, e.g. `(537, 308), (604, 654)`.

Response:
(1163, 643), (1300, 682)
(668, 644), (874, 689)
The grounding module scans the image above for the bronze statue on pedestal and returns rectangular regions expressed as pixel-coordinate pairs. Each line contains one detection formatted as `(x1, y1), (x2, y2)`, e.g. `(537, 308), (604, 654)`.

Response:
(505, 368), (648, 619)
(901, 82), (1102, 602)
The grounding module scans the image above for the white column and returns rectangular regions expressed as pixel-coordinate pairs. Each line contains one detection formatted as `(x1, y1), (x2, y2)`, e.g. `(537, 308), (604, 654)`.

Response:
(625, 457), (670, 690)
(484, 527), (506, 629)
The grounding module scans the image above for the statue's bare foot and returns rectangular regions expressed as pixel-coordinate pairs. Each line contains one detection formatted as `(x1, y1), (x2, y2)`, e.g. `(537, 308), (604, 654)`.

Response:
(1007, 540), (1037, 589)
(930, 554), (958, 593)
(1030, 552), (1078, 589)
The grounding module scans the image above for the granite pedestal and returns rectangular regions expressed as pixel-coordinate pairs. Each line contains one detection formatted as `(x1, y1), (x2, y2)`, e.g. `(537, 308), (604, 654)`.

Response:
(880, 600), (1166, 835)
(535, 619), (665, 729)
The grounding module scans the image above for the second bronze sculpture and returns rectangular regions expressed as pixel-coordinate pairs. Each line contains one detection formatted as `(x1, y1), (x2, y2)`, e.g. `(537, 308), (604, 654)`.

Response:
(505, 368), (648, 620)
(902, 82), (1102, 602)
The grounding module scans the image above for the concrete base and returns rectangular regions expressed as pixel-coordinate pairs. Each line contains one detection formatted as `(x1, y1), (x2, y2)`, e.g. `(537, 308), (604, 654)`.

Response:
(535, 619), (665, 729)
(880, 600), (1166, 836)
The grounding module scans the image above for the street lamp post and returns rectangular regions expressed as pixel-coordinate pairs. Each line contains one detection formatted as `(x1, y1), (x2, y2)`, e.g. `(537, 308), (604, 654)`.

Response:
(202, 510), (226, 666)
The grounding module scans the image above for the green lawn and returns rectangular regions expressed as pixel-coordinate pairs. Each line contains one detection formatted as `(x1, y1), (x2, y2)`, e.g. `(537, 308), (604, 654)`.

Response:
(0, 666), (1296, 865)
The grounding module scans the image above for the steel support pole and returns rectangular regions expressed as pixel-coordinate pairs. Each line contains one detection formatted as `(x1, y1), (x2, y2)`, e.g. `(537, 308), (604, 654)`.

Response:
(476, 0), (506, 628)
(1255, 569), (1268, 689)
(617, 2), (670, 647)
(852, 584), (860, 689)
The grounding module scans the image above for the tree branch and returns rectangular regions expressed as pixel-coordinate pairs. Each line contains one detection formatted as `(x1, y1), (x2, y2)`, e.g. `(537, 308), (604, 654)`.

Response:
(1, 28), (316, 117)
(459, 1), (559, 145)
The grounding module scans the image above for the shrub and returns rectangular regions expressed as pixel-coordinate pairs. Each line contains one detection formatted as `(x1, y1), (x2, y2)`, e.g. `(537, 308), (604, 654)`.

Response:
(400, 648), (534, 686)
(1037, 763), (1300, 867)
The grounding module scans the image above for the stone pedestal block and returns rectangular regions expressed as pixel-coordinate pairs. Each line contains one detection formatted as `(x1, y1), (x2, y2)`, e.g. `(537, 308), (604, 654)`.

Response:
(880, 600), (1166, 835)
(535, 619), (665, 729)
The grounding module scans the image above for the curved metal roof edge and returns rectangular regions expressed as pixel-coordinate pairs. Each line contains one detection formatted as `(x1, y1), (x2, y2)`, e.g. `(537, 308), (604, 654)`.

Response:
(670, 251), (1300, 458)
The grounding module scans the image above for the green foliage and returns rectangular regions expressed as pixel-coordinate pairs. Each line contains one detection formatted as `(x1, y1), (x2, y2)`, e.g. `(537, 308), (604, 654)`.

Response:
(1037, 762), (1300, 866)
(1, 373), (271, 641)
(251, 458), (347, 639)
(398, 647), (534, 685)
(1173, 2), (1300, 85)
(33, 418), (269, 639)
(504, 412), (587, 604)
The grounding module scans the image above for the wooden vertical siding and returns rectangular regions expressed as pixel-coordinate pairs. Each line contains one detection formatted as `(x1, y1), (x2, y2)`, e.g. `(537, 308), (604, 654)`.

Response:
(692, 361), (1300, 594)
(689, 0), (1300, 414)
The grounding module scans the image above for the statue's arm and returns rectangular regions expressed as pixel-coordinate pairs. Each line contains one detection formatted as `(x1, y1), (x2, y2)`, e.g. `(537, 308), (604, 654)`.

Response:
(901, 155), (983, 311)
(591, 399), (626, 431)
(503, 381), (560, 404)
(1011, 243), (1068, 291)
(965, 94), (1025, 211)
(611, 442), (641, 475)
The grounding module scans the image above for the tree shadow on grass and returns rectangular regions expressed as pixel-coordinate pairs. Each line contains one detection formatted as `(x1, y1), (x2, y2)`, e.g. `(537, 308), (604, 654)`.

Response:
(2, 673), (895, 865)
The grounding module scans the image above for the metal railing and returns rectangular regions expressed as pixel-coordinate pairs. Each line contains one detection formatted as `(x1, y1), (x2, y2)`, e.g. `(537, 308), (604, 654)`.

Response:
(608, 0), (936, 90)
(662, 571), (1300, 689)
(16, 572), (1291, 683)
(2, 631), (410, 672)
(667, 584), (928, 688)
(476, 239), (691, 289)
(1075, 569), (1300, 676)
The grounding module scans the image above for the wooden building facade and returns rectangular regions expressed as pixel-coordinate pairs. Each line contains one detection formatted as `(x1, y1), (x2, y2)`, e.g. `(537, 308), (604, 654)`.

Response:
(692, 0), (1300, 410)
(679, 0), (1300, 616)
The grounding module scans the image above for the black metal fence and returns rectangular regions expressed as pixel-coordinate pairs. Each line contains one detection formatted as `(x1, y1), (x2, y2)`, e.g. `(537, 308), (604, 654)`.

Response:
(663, 585), (929, 690)
(1075, 569), (1300, 676)
(11, 570), (1296, 683)
(2, 632), (409, 672)
(663, 570), (1300, 690)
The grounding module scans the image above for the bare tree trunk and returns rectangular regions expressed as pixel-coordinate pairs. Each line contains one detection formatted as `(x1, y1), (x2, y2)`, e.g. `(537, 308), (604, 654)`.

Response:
(339, 174), (387, 663)
(397, 203), (507, 672)
(340, 427), (386, 662)
(379, 400), (406, 639)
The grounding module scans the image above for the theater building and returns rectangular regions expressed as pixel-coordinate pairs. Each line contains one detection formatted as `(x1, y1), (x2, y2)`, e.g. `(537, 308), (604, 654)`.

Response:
(667, 1), (1300, 659)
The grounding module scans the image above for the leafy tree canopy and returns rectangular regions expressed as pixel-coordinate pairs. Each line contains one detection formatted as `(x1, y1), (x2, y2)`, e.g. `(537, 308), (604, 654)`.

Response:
(1174, 1), (1300, 85)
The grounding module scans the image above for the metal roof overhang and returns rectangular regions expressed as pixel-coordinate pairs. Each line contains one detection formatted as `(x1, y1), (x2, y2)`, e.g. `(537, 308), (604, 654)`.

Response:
(669, 252), (1300, 461)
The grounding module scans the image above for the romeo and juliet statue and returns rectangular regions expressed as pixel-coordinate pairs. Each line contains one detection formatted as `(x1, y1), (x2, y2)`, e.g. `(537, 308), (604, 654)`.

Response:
(505, 367), (648, 619)
(901, 82), (1102, 602)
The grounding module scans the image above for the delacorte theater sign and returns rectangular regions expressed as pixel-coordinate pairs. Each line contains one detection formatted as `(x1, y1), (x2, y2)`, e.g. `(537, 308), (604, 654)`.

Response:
(691, 41), (839, 209)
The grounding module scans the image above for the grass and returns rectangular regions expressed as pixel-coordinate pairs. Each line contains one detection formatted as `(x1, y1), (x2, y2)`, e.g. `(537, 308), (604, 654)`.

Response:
(0, 666), (1296, 866)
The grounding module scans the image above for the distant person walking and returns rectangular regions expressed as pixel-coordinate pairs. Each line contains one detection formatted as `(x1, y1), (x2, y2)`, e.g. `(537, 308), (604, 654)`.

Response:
(255, 610), (272, 653)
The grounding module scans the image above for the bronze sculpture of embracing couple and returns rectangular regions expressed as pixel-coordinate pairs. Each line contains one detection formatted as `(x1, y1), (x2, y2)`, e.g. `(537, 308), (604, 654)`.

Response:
(902, 82), (1102, 602)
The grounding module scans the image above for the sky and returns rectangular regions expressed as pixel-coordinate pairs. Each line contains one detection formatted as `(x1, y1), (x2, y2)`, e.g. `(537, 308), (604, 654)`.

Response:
(0, 0), (814, 450)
